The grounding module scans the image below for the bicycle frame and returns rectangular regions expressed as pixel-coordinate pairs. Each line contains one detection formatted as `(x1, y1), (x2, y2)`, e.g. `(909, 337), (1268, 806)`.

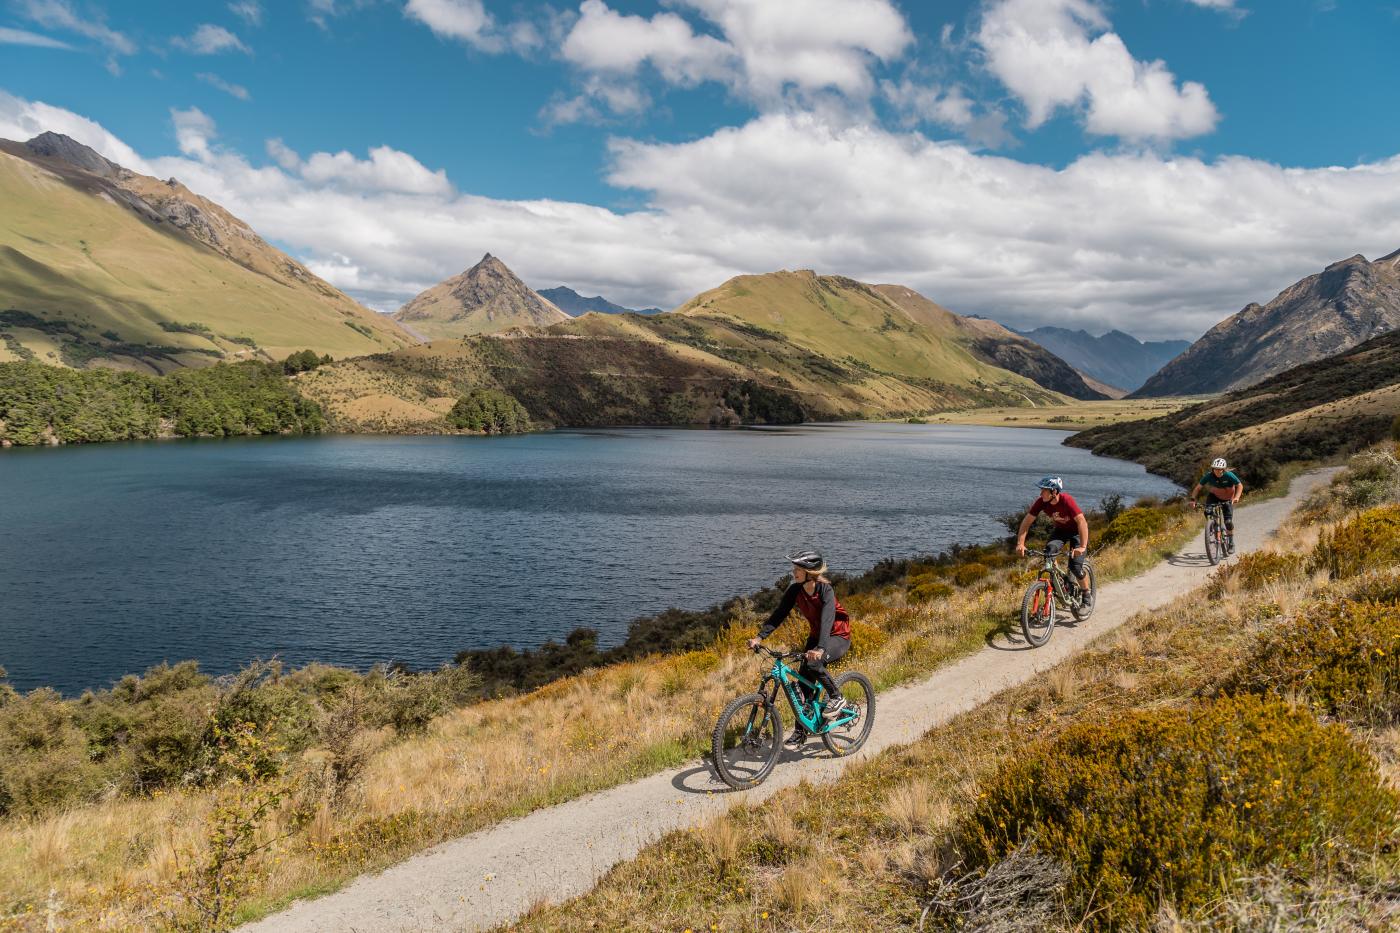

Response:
(1035, 544), (1079, 607)
(759, 654), (857, 733)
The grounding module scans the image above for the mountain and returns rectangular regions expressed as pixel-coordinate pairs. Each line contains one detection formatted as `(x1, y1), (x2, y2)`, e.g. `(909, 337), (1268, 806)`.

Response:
(305, 269), (1104, 433)
(873, 285), (1109, 400)
(677, 271), (1106, 400)
(391, 254), (570, 339)
(1018, 326), (1188, 392)
(0, 133), (413, 372)
(537, 286), (662, 316)
(1134, 250), (1400, 397)
(1069, 330), (1400, 486)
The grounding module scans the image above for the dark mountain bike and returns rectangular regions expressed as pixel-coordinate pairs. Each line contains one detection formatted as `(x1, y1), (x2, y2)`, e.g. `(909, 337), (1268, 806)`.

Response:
(1020, 540), (1096, 648)
(1203, 501), (1234, 565)
(710, 645), (875, 790)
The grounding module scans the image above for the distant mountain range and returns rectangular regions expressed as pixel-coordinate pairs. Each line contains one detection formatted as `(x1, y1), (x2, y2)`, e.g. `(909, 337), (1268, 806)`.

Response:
(391, 253), (570, 339)
(537, 286), (662, 316)
(1070, 329), (1400, 486)
(1135, 248), (1400, 397)
(1017, 327), (1190, 393)
(0, 132), (412, 371)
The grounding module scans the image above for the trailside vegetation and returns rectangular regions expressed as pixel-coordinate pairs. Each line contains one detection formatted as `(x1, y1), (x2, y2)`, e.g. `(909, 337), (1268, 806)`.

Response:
(0, 361), (325, 446)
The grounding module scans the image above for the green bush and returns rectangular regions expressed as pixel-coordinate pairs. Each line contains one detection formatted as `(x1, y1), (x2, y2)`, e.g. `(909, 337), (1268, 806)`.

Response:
(1314, 503), (1400, 579)
(907, 574), (954, 602)
(447, 387), (531, 434)
(950, 562), (990, 587)
(1098, 506), (1167, 546)
(957, 695), (1397, 930)
(1207, 550), (1309, 599)
(1224, 593), (1400, 726)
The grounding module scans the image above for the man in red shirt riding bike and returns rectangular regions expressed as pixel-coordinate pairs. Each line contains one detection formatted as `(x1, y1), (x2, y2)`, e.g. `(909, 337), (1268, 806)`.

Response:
(1014, 475), (1093, 609)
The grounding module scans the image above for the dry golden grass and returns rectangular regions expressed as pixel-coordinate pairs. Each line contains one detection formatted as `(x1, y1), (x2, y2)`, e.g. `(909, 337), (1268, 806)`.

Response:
(0, 512), (1195, 931)
(507, 492), (1400, 933)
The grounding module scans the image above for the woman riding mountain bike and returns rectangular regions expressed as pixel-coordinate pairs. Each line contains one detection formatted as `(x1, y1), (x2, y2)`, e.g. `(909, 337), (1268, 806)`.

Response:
(748, 550), (852, 749)
(1190, 457), (1243, 553)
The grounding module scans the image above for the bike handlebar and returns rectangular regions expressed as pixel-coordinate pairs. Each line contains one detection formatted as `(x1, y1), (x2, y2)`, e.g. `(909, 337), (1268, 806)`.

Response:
(752, 644), (804, 660)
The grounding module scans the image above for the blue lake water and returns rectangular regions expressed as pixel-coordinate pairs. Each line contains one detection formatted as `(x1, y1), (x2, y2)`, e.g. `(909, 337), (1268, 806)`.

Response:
(0, 424), (1180, 695)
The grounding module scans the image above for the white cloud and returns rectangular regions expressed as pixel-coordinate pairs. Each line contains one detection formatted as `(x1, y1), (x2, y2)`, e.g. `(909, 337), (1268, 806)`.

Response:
(229, 1), (264, 26)
(15, 0), (134, 54)
(555, 0), (912, 118)
(0, 90), (149, 170)
(171, 107), (217, 159)
(0, 26), (73, 48)
(404, 0), (494, 48)
(880, 78), (1015, 150)
(196, 72), (251, 101)
(174, 23), (251, 54)
(561, 1), (733, 82)
(1185, 0), (1239, 9)
(977, 0), (1219, 141)
(6, 92), (1400, 342)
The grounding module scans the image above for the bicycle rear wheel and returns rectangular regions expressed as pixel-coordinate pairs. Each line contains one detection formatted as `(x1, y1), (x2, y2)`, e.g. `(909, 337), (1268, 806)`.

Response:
(820, 671), (875, 757)
(1020, 579), (1056, 647)
(711, 692), (783, 789)
(1205, 519), (1220, 565)
(1071, 559), (1097, 622)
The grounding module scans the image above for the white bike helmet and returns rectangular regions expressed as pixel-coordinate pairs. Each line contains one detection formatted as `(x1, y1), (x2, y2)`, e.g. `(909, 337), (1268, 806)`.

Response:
(1037, 475), (1064, 492)
(1211, 458), (1228, 469)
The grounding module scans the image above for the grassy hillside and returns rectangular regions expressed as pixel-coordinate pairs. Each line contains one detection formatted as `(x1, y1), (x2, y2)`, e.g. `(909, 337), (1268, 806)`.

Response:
(1068, 330), (1400, 486)
(0, 148), (410, 372)
(303, 273), (1083, 432)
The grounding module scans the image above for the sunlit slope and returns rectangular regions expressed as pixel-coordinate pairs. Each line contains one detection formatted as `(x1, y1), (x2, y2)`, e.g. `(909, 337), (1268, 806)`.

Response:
(0, 150), (409, 371)
(674, 270), (1006, 384)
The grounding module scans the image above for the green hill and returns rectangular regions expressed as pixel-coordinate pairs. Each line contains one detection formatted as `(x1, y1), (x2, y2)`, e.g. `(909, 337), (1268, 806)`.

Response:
(0, 135), (412, 374)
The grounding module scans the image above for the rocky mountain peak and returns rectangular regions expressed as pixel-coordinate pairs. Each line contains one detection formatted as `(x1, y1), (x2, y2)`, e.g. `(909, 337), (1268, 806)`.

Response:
(392, 254), (569, 337)
(24, 131), (118, 177)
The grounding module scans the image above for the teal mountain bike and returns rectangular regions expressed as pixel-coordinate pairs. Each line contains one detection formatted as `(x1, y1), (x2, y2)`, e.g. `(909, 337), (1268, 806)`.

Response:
(710, 645), (875, 789)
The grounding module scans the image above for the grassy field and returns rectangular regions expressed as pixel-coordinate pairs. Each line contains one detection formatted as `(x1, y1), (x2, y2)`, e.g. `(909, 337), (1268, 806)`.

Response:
(0, 496), (1194, 930)
(507, 451), (1400, 931)
(918, 396), (1205, 430)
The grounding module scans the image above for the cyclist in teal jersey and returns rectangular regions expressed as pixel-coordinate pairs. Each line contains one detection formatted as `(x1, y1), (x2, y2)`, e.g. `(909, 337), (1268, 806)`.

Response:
(1190, 457), (1243, 547)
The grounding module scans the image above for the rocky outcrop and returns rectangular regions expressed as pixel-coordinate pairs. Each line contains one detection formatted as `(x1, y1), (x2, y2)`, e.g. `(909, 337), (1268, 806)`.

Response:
(393, 254), (570, 338)
(1135, 251), (1400, 397)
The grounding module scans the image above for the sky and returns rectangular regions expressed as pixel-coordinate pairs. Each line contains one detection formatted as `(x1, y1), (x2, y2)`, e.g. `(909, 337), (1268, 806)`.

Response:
(1, 0), (1399, 340)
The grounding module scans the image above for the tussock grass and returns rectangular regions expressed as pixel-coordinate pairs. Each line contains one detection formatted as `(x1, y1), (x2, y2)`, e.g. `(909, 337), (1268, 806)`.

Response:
(507, 468), (1400, 932)
(0, 506), (1193, 930)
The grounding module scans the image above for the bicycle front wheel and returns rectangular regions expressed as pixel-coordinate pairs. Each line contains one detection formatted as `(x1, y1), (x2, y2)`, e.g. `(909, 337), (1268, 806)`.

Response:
(821, 671), (875, 758)
(711, 692), (783, 789)
(1205, 519), (1220, 565)
(1021, 579), (1056, 647)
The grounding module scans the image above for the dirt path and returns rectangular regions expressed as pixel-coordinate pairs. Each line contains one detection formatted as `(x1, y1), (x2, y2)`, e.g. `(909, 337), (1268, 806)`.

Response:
(245, 469), (1336, 933)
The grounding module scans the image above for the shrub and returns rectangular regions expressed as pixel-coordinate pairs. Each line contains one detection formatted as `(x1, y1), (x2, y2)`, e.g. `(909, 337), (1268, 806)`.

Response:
(908, 579), (953, 603)
(447, 388), (531, 434)
(1224, 593), (1400, 726)
(386, 666), (480, 736)
(1099, 492), (1126, 523)
(950, 562), (990, 587)
(1206, 551), (1308, 599)
(1314, 503), (1400, 579)
(956, 695), (1397, 930)
(1098, 506), (1167, 546)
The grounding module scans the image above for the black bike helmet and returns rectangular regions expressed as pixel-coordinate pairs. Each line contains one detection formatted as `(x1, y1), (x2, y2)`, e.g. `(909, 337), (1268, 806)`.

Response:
(786, 550), (825, 571)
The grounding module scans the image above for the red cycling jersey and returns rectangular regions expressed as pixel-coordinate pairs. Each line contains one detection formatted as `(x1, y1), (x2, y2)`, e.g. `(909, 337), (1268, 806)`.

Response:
(1028, 492), (1083, 528)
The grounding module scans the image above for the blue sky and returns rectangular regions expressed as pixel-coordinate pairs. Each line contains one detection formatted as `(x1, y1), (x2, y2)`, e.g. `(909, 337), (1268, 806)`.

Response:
(2, 0), (1400, 338)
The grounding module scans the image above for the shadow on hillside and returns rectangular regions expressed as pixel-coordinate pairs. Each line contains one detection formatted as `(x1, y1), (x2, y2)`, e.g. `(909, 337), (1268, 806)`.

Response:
(676, 741), (839, 795)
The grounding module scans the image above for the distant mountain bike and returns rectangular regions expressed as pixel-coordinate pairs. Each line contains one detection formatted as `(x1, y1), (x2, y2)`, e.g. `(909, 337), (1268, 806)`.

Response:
(1203, 501), (1234, 565)
(1020, 540), (1096, 648)
(710, 645), (875, 789)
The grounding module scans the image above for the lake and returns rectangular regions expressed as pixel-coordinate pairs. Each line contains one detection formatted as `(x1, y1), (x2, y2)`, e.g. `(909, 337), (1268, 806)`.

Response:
(0, 424), (1180, 694)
